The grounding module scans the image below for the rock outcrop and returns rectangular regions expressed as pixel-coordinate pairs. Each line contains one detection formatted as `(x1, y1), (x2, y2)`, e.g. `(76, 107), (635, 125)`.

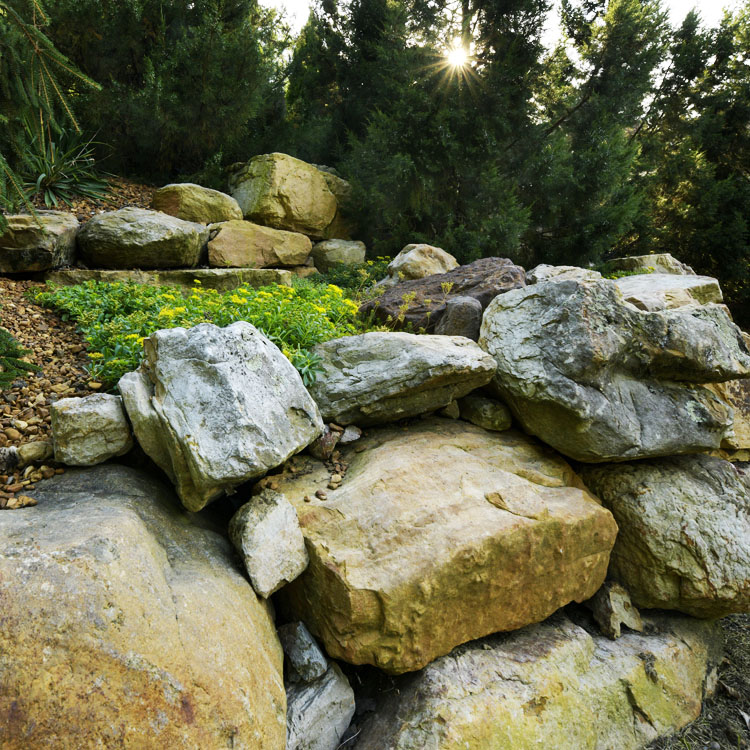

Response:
(580, 455), (750, 617)
(355, 612), (721, 750)
(607, 252), (695, 275)
(480, 278), (750, 462)
(307, 332), (497, 425)
(273, 418), (617, 673)
(78, 208), (209, 269)
(118, 322), (323, 511)
(0, 465), (286, 749)
(0, 212), (78, 272)
(361, 257), (525, 332)
(51, 394), (133, 466)
(228, 153), (338, 238)
(152, 183), (243, 224)
(614, 272), (723, 311)
(207, 219), (312, 268)
(311, 239), (366, 271)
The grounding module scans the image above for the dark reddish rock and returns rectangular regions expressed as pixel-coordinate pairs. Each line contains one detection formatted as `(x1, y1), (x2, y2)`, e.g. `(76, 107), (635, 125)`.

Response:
(361, 257), (525, 332)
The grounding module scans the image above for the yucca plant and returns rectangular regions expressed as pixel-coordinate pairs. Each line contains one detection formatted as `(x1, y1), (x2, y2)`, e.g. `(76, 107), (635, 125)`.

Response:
(22, 126), (110, 208)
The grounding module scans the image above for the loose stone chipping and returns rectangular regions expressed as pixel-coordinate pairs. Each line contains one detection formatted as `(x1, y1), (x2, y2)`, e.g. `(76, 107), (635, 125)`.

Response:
(479, 278), (750, 462)
(118, 322), (323, 511)
(228, 489), (309, 598)
(51, 394), (133, 466)
(579, 454), (750, 617)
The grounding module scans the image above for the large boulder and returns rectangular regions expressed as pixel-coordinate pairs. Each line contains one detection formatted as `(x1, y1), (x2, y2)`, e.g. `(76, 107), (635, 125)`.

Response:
(51, 394), (133, 466)
(0, 465), (286, 749)
(607, 252), (695, 275)
(273, 418), (618, 673)
(78, 208), (209, 269)
(118, 322), (323, 512)
(355, 611), (721, 750)
(152, 183), (242, 224)
(379, 243), (459, 287)
(228, 153), (337, 237)
(360, 257), (525, 332)
(207, 220), (312, 268)
(579, 455), (750, 617)
(479, 278), (750, 462)
(614, 273), (723, 311)
(306, 332), (497, 425)
(0, 212), (78, 272)
(311, 240), (365, 272)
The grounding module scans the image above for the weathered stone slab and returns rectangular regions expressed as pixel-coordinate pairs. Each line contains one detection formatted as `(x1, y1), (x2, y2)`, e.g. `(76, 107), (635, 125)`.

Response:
(152, 183), (242, 224)
(579, 455), (750, 617)
(479, 278), (750, 462)
(355, 612), (721, 750)
(0, 465), (286, 749)
(311, 240), (365, 271)
(77, 208), (209, 269)
(360, 257), (525, 332)
(607, 253), (695, 275)
(526, 263), (603, 284)
(307, 332), (496, 425)
(208, 220), (312, 268)
(273, 418), (617, 673)
(614, 273), (723, 311)
(118, 322), (323, 512)
(0, 212), (78, 272)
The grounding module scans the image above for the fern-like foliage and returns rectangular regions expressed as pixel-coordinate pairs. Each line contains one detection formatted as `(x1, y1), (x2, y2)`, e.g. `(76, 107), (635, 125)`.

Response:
(0, 325), (38, 391)
(0, 0), (101, 229)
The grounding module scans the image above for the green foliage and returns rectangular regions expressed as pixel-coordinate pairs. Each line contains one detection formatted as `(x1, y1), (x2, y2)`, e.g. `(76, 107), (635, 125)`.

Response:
(21, 125), (110, 207)
(33, 279), (380, 387)
(45, 0), (289, 182)
(317, 257), (390, 297)
(0, 324), (38, 391)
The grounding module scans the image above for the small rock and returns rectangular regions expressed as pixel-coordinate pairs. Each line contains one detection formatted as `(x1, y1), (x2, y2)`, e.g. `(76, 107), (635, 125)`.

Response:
(0, 447), (18, 472)
(88, 381), (102, 390)
(278, 622), (329, 683)
(315, 490), (327, 501)
(339, 425), (362, 444)
(17, 441), (54, 467)
(434, 295), (483, 340)
(5, 494), (36, 509)
(439, 400), (460, 419)
(228, 489), (309, 598)
(458, 394), (512, 432)
(308, 426), (340, 461)
(585, 581), (644, 639)
(4, 428), (22, 441)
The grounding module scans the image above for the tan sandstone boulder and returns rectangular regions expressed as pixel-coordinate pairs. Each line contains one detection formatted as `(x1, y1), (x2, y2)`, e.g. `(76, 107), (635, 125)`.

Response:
(0, 465), (286, 749)
(152, 182), (242, 224)
(208, 220), (312, 268)
(273, 418), (618, 674)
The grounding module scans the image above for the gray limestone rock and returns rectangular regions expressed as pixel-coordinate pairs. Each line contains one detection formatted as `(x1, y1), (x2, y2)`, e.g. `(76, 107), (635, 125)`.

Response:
(607, 253), (695, 275)
(526, 263), (603, 284)
(51, 394), (133, 466)
(458, 393), (512, 431)
(434, 295), (483, 340)
(307, 332), (496, 425)
(118, 322), (323, 511)
(579, 455), (750, 617)
(479, 278), (750, 462)
(77, 207), (209, 269)
(278, 621), (328, 683)
(0, 212), (78, 272)
(311, 239), (366, 271)
(228, 489), (309, 598)
(614, 273), (723, 311)
(585, 581), (643, 639)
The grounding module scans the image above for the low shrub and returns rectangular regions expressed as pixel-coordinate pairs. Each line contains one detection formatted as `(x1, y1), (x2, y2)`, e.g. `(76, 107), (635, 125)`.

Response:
(317, 257), (390, 298)
(0, 325), (38, 390)
(33, 278), (380, 387)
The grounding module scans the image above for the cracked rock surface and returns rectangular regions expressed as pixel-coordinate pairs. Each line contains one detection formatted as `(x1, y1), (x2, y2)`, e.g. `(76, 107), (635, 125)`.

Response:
(0, 465), (286, 749)
(271, 417), (617, 673)
(355, 611), (722, 750)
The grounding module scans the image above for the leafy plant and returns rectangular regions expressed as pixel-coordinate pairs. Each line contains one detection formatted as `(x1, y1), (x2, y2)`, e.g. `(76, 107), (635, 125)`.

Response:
(318, 257), (391, 298)
(22, 126), (110, 208)
(0, 326), (38, 390)
(33, 278), (383, 388)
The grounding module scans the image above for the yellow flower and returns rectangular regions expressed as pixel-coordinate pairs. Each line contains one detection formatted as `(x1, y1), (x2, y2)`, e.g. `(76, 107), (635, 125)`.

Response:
(229, 294), (244, 304)
(124, 334), (140, 340)
(162, 293), (177, 301)
(328, 284), (343, 296)
(88, 352), (104, 359)
(173, 307), (186, 314)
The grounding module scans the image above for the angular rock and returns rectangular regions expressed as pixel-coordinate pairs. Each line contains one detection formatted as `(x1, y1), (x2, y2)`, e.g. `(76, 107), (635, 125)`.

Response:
(118, 322), (323, 511)
(308, 426), (340, 461)
(614, 273), (723, 311)
(526, 263), (603, 284)
(382, 243), (458, 285)
(458, 393), (512, 431)
(51, 394), (133, 467)
(339, 425), (362, 443)
(585, 581), (643, 639)
(607, 252), (695, 275)
(317, 170), (357, 240)
(311, 239), (366, 272)
(17, 440), (53, 466)
(286, 663), (355, 750)
(228, 489), (309, 598)
(273, 418), (618, 673)
(307, 332), (496, 425)
(46, 266), (293, 291)
(708, 376), (750, 451)
(152, 183), (242, 224)
(479, 278), (750, 462)
(355, 612), (721, 750)
(360, 257), (525, 332)
(77, 208), (209, 269)
(228, 153), (337, 237)
(579, 455), (750, 617)
(0, 212), (78, 272)
(207, 220), (312, 268)
(278, 622), (329, 683)
(0, 465), (286, 749)
(433, 295), (483, 339)
(439, 400), (460, 418)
